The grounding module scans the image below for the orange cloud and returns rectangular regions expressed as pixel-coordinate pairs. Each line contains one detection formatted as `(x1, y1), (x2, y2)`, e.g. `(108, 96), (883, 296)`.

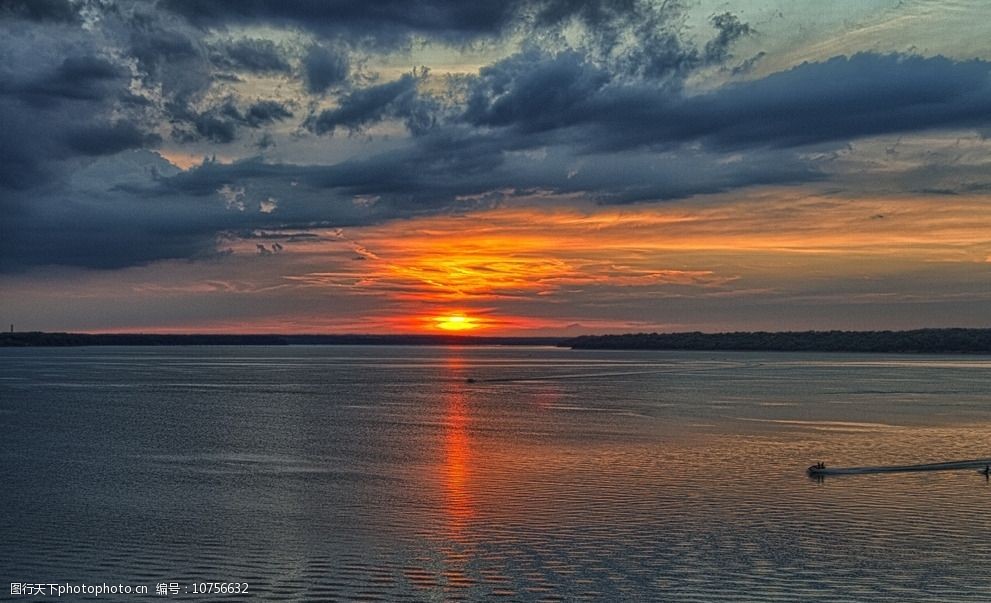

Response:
(25, 191), (991, 335)
(224, 192), (989, 332)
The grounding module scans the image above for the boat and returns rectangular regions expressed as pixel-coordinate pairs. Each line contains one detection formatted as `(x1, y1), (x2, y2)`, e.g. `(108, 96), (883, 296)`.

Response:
(808, 458), (991, 477)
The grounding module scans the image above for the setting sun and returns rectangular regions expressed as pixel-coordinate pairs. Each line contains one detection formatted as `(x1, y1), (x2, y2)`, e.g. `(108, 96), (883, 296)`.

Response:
(435, 314), (479, 331)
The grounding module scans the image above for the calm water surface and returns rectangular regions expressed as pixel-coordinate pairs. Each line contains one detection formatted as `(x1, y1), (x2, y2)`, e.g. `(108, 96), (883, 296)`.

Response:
(3, 346), (991, 601)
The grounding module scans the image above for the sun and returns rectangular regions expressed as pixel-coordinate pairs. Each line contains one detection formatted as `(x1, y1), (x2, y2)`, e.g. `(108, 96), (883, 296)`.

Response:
(435, 313), (479, 331)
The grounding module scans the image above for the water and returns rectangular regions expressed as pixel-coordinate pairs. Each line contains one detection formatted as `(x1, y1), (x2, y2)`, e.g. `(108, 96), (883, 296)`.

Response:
(2, 346), (991, 601)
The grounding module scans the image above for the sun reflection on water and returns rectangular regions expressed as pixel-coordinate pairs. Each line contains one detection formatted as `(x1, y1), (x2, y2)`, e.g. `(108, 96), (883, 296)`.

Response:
(442, 354), (474, 543)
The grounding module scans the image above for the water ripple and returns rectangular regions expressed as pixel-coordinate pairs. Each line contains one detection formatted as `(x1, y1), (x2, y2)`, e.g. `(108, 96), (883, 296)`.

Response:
(3, 347), (991, 601)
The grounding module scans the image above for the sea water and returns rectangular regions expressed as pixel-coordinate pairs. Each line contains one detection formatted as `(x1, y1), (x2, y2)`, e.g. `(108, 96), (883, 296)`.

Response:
(3, 346), (991, 601)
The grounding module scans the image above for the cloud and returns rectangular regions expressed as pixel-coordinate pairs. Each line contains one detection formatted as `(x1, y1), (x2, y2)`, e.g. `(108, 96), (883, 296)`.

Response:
(175, 99), (294, 143)
(160, 0), (528, 46)
(210, 37), (292, 74)
(0, 23), (160, 189)
(5, 0), (991, 277)
(463, 50), (610, 133)
(66, 121), (162, 155)
(462, 51), (991, 153)
(127, 15), (212, 106)
(244, 100), (293, 126)
(303, 44), (349, 93)
(0, 53), (125, 105)
(5, 55), (125, 105)
(676, 53), (991, 150)
(0, 0), (80, 23)
(140, 123), (818, 219)
(157, 0), (712, 53)
(0, 151), (389, 271)
(191, 114), (238, 143)
(307, 72), (435, 135)
(704, 12), (753, 64)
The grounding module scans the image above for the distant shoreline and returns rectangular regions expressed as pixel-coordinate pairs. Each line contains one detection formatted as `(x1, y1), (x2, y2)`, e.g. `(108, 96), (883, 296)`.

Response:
(2, 328), (991, 354)
(567, 328), (991, 354)
(0, 332), (564, 347)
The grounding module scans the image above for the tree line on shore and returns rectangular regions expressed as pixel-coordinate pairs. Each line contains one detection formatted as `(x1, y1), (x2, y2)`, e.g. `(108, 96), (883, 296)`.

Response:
(3, 328), (991, 353)
(0, 332), (562, 347)
(565, 329), (991, 353)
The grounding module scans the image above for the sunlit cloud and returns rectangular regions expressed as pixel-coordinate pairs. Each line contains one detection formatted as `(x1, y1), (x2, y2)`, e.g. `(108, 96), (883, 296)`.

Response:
(4, 189), (991, 334)
(178, 192), (991, 333)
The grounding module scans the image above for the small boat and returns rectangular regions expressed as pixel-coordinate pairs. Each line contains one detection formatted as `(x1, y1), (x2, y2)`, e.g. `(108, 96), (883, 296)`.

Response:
(808, 458), (991, 477)
(465, 378), (476, 383)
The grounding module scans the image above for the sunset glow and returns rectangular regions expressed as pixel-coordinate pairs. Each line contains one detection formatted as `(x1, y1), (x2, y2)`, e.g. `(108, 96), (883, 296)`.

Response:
(11, 194), (991, 335)
(434, 314), (480, 331)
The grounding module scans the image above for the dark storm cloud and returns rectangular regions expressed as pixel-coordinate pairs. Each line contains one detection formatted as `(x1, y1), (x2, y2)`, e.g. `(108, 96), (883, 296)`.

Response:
(0, 151), (391, 271)
(210, 38), (292, 74)
(160, 0), (525, 45)
(0, 55), (125, 106)
(66, 121), (162, 155)
(669, 53), (991, 150)
(7, 0), (991, 273)
(11, 52), (991, 269)
(307, 73), (435, 135)
(144, 52), (991, 224)
(133, 130), (514, 213)
(159, 0), (698, 50)
(145, 124), (818, 213)
(127, 14), (213, 106)
(128, 16), (201, 66)
(462, 52), (991, 152)
(0, 110), (51, 189)
(18, 56), (125, 104)
(190, 113), (238, 143)
(303, 44), (350, 94)
(179, 100), (294, 143)
(704, 12), (753, 64)
(245, 100), (293, 126)
(528, 0), (718, 83)
(1, 210), (221, 271)
(0, 0), (80, 23)
(531, 0), (638, 27)
(463, 50), (610, 133)
(0, 26), (158, 191)
(539, 149), (821, 204)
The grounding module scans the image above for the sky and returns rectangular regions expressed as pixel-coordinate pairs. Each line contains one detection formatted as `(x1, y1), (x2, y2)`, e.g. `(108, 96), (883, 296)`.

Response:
(2, 0), (991, 335)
